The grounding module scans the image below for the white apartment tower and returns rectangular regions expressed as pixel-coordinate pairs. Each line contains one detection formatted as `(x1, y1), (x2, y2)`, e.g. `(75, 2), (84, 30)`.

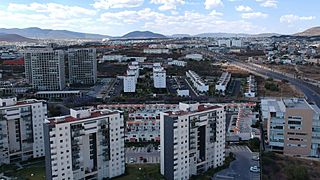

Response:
(160, 103), (226, 180)
(153, 64), (166, 89)
(0, 97), (47, 164)
(68, 48), (97, 85)
(24, 48), (65, 91)
(44, 108), (125, 180)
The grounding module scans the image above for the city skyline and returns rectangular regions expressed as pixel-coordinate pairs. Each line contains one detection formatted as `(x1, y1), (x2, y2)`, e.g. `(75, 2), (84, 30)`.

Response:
(0, 0), (318, 36)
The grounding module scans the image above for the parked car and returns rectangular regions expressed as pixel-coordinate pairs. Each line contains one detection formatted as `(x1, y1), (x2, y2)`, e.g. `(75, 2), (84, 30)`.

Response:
(250, 166), (260, 173)
(252, 156), (260, 161)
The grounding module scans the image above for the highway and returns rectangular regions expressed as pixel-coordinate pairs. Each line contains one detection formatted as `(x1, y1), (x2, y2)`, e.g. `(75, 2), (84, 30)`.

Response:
(228, 59), (320, 107)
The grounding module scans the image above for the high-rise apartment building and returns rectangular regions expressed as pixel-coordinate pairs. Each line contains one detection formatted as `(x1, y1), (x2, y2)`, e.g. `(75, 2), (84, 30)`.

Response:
(0, 97), (47, 164)
(68, 48), (97, 86)
(262, 98), (320, 157)
(44, 108), (125, 180)
(24, 48), (65, 91)
(160, 103), (226, 180)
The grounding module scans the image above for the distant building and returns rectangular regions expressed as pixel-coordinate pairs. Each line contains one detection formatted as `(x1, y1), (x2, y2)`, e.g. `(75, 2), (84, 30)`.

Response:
(218, 39), (231, 47)
(215, 72), (231, 95)
(0, 97), (47, 164)
(24, 48), (65, 91)
(160, 103), (226, 179)
(261, 98), (320, 157)
(143, 48), (170, 54)
(153, 63), (166, 89)
(168, 60), (187, 67)
(68, 48), (97, 86)
(123, 62), (139, 93)
(185, 54), (203, 61)
(244, 75), (256, 97)
(231, 39), (243, 47)
(44, 108), (125, 180)
(186, 70), (209, 93)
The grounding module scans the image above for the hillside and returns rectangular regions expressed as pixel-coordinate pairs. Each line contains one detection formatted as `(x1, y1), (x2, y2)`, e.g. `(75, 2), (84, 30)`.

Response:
(121, 31), (166, 39)
(0, 27), (110, 40)
(0, 34), (36, 42)
(295, 26), (320, 36)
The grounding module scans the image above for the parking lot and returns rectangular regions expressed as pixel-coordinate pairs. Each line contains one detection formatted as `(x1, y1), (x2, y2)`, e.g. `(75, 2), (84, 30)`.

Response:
(125, 146), (160, 164)
(214, 145), (260, 180)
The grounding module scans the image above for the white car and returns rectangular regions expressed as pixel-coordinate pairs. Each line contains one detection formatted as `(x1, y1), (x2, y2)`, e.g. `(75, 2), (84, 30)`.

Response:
(250, 166), (260, 173)
(129, 158), (135, 163)
(252, 156), (260, 161)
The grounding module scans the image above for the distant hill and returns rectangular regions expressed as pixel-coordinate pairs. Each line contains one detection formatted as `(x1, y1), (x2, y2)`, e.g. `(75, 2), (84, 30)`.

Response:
(121, 31), (167, 39)
(0, 27), (110, 40)
(170, 34), (191, 38)
(0, 34), (36, 42)
(194, 32), (281, 38)
(295, 27), (320, 36)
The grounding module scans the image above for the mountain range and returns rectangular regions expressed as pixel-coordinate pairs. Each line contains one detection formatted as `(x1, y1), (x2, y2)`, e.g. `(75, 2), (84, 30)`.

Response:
(0, 26), (319, 42)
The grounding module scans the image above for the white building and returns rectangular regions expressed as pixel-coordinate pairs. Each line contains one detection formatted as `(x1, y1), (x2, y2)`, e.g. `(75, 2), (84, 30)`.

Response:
(68, 48), (97, 85)
(24, 48), (65, 91)
(185, 54), (203, 61)
(231, 39), (243, 47)
(168, 60), (187, 67)
(153, 64), (166, 89)
(218, 39), (231, 47)
(123, 62), (139, 93)
(160, 103), (226, 179)
(244, 75), (256, 97)
(0, 97), (47, 164)
(143, 48), (170, 54)
(186, 70), (209, 93)
(44, 108), (125, 180)
(215, 72), (231, 95)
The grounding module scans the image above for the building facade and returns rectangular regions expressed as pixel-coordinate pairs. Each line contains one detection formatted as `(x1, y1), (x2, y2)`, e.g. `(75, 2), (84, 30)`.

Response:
(160, 103), (226, 179)
(68, 48), (97, 86)
(0, 97), (47, 164)
(153, 64), (166, 89)
(262, 98), (320, 157)
(24, 48), (65, 91)
(44, 108), (125, 180)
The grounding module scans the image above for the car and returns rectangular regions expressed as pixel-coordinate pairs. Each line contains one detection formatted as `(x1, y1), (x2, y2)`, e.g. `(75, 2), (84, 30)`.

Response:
(252, 156), (260, 161)
(129, 158), (135, 163)
(250, 166), (260, 173)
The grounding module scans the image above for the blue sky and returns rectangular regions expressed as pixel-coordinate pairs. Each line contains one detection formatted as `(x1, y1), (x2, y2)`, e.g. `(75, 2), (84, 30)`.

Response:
(0, 0), (318, 36)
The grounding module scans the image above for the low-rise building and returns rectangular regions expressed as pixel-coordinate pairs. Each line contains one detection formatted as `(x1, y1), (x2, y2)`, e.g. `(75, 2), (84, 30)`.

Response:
(215, 72), (231, 95)
(185, 54), (203, 61)
(186, 70), (209, 93)
(143, 48), (170, 54)
(168, 60), (187, 67)
(244, 75), (257, 97)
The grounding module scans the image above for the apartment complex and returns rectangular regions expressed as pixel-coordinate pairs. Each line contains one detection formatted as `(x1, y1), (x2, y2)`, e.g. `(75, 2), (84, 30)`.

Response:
(44, 108), (125, 180)
(153, 63), (166, 89)
(24, 48), (65, 91)
(186, 70), (209, 93)
(262, 98), (320, 157)
(0, 97), (47, 164)
(215, 72), (231, 95)
(160, 103), (225, 179)
(68, 48), (97, 86)
(244, 75), (256, 98)
(123, 62), (139, 93)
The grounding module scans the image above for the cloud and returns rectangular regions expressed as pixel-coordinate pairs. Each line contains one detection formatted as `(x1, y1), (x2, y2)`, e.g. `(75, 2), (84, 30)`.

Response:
(205, 0), (223, 9)
(99, 8), (260, 35)
(8, 3), (96, 19)
(280, 14), (316, 23)
(241, 12), (268, 19)
(256, 0), (277, 8)
(150, 0), (185, 11)
(235, 5), (252, 12)
(93, 0), (144, 9)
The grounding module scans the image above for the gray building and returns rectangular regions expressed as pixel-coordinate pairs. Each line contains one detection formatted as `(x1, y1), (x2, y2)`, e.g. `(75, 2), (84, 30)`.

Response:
(68, 48), (97, 86)
(24, 48), (65, 91)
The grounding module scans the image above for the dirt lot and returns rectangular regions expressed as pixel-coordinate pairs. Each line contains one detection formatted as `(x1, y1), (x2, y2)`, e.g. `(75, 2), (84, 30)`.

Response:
(256, 76), (303, 97)
(264, 64), (298, 74)
(262, 152), (320, 180)
(223, 64), (250, 78)
(297, 64), (320, 81)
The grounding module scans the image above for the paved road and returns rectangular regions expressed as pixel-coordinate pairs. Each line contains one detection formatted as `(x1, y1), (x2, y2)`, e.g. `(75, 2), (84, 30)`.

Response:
(214, 146), (260, 180)
(229, 60), (320, 107)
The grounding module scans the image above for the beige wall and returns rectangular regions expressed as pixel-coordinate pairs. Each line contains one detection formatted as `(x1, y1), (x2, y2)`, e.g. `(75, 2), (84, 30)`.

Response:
(283, 108), (313, 156)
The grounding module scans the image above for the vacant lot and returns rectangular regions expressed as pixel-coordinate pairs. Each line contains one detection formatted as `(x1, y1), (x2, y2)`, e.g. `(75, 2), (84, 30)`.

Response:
(262, 152), (320, 180)
(297, 64), (320, 81)
(256, 76), (303, 97)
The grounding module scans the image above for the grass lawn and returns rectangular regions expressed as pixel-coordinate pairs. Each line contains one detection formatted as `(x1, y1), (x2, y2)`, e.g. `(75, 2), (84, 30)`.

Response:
(0, 159), (45, 180)
(114, 164), (164, 180)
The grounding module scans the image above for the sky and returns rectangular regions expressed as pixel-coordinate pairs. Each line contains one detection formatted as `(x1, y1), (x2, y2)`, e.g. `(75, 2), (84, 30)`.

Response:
(0, 0), (318, 36)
